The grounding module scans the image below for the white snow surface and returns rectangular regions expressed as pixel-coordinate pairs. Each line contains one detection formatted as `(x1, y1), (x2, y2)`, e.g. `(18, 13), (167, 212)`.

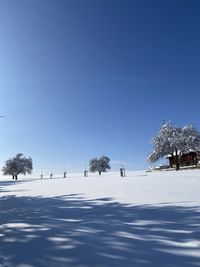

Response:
(1, 170), (200, 206)
(0, 170), (200, 267)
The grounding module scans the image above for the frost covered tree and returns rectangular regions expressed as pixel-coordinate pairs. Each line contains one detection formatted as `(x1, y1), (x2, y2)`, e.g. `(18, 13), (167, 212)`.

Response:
(148, 122), (200, 171)
(2, 153), (33, 180)
(89, 156), (111, 175)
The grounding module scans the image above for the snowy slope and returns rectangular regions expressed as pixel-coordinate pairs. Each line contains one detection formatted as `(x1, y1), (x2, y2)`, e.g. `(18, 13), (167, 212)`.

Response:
(0, 170), (200, 267)
(1, 170), (200, 205)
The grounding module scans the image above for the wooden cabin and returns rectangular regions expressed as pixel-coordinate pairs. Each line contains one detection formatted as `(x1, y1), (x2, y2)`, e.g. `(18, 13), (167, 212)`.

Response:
(168, 152), (200, 168)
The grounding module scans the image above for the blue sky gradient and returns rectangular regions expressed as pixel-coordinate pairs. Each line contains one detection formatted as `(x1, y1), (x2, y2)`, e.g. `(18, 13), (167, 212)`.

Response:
(0, 0), (200, 175)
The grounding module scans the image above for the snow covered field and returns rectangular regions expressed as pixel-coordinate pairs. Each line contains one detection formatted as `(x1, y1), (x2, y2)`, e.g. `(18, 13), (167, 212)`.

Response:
(0, 170), (200, 267)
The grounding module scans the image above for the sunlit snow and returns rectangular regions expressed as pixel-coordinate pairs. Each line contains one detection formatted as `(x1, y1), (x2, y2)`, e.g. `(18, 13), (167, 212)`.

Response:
(0, 170), (200, 267)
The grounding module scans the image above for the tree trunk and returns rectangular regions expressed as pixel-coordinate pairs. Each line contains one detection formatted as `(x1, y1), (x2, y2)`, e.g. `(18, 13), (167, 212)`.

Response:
(98, 171), (101, 175)
(15, 175), (18, 180)
(169, 154), (174, 168)
(176, 162), (180, 171)
(12, 175), (15, 180)
(175, 148), (180, 171)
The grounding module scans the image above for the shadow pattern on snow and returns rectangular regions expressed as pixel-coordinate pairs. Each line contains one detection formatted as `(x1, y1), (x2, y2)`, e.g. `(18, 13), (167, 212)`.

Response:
(0, 180), (29, 194)
(0, 194), (200, 267)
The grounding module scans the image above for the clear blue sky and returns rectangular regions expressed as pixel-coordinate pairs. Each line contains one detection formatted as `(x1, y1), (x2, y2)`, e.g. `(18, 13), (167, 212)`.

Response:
(0, 0), (200, 175)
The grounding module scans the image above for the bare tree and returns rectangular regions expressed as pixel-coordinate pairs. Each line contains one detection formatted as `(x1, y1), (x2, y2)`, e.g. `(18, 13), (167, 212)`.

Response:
(2, 153), (33, 180)
(148, 122), (200, 171)
(89, 156), (111, 175)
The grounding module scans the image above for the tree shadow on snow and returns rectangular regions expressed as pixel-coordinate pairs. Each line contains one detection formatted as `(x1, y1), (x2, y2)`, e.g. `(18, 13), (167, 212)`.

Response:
(0, 180), (28, 194)
(0, 194), (200, 267)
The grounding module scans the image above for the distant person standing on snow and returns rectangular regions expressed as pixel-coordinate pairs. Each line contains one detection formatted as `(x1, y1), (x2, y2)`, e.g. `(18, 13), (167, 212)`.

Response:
(120, 168), (125, 177)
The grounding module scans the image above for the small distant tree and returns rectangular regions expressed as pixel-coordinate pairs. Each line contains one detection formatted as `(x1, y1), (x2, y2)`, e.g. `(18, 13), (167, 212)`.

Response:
(89, 156), (111, 175)
(2, 153), (33, 180)
(148, 122), (200, 171)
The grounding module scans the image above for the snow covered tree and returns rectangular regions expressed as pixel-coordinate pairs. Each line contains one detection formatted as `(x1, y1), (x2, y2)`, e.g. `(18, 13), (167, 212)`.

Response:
(2, 153), (33, 180)
(148, 122), (200, 171)
(89, 156), (111, 175)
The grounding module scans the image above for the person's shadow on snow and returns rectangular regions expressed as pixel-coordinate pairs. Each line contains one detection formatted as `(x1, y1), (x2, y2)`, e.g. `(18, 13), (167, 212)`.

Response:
(0, 194), (200, 267)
